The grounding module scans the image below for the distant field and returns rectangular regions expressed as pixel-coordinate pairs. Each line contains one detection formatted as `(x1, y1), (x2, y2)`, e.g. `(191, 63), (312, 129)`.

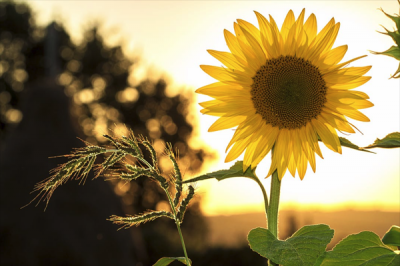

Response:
(205, 210), (400, 249)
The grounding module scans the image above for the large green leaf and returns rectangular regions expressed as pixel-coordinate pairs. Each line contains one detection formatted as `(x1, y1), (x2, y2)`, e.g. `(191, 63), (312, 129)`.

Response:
(382, 226), (400, 247)
(153, 257), (191, 266)
(315, 231), (400, 266)
(182, 160), (257, 183)
(248, 225), (334, 266)
(363, 132), (400, 149)
(338, 137), (375, 153)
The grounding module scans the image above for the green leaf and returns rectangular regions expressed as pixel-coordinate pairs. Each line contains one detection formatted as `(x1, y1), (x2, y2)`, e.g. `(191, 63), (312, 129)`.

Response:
(382, 226), (400, 247)
(338, 137), (375, 153)
(182, 160), (257, 183)
(363, 132), (400, 149)
(248, 224), (334, 266)
(314, 231), (400, 266)
(153, 257), (191, 266)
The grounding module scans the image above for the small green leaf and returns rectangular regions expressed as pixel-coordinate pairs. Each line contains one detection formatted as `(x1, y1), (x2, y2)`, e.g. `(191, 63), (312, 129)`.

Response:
(363, 132), (400, 149)
(382, 226), (400, 247)
(248, 224), (334, 266)
(182, 160), (257, 183)
(315, 231), (400, 266)
(339, 137), (375, 153)
(153, 257), (191, 266)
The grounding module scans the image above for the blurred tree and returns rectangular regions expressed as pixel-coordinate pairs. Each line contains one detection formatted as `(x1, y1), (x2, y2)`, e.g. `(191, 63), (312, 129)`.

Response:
(1, 1), (211, 265)
(0, 0), (32, 137)
(1, 2), (136, 265)
(64, 25), (210, 262)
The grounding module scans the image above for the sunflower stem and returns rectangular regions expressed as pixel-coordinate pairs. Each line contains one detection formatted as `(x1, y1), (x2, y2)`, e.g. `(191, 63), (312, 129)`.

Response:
(267, 169), (281, 237)
(267, 169), (281, 265)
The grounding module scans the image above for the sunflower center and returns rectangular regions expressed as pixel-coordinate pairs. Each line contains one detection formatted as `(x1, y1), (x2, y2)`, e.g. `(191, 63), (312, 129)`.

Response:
(251, 55), (327, 129)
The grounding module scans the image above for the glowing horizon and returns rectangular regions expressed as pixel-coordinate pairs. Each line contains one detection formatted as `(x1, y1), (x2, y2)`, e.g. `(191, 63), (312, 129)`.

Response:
(30, 1), (399, 216)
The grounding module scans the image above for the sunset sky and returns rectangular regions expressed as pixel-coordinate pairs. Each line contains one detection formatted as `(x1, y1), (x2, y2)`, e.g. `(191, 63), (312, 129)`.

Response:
(29, 0), (399, 215)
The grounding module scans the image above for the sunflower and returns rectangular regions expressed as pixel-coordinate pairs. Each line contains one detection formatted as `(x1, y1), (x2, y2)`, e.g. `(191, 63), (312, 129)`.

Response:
(197, 9), (373, 180)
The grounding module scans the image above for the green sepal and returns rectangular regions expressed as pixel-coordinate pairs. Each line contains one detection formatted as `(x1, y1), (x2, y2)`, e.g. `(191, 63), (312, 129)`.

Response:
(363, 132), (400, 149)
(392, 63), (400, 78)
(372, 45), (400, 60)
(372, 4), (400, 78)
(248, 224), (334, 266)
(338, 137), (375, 153)
(153, 257), (191, 266)
(380, 7), (400, 37)
(382, 226), (400, 247)
(314, 231), (400, 266)
(182, 160), (257, 184)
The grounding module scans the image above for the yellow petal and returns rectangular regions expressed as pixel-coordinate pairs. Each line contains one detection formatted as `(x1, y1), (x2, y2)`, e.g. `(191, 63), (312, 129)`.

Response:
(288, 154), (297, 177)
(255, 11), (280, 58)
(208, 115), (247, 132)
(295, 9), (306, 29)
(307, 25), (336, 63)
(226, 115), (263, 151)
(324, 67), (371, 85)
(281, 10), (295, 40)
(237, 19), (262, 44)
(201, 108), (254, 117)
(331, 55), (367, 71)
(311, 118), (340, 153)
(251, 124), (279, 164)
(320, 110), (355, 133)
(329, 76), (371, 90)
(243, 131), (263, 169)
(225, 135), (252, 162)
(200, 65), (253, 86)
(305, 122), (323, 159)
(223, 29), (247, 63)
(297, 152), (308, 180)
(207, 50), (245, 71)
(304, 13), (317, 41)
(240, 25), (267, 66)
(338, 108), (370, 122)
(311, 17), (335, 48)
(322, 45), (348, 66)
(196, 82), (246, 97)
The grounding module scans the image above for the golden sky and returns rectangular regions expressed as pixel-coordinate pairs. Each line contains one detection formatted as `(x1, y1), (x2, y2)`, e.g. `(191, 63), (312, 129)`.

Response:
(30, 0), (399, 215)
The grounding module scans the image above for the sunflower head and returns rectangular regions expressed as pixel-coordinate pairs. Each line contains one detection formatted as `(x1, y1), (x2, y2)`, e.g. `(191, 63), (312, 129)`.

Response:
(197, 9), (373, 180)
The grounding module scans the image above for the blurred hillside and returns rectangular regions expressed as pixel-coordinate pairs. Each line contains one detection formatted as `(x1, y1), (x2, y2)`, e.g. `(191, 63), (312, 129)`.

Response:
(206, 210), (400, 250)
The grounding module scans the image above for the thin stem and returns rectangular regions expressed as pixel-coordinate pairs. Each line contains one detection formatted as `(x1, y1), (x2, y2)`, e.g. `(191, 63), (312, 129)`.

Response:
(252, 177), (269, 226)
(165, 189), (191, 266)
(175, 220), (190, 265)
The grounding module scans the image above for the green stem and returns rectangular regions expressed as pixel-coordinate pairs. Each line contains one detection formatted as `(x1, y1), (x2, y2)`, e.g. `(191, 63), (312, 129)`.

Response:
(267, 147), (282, 266)
(252, 177), (269, 225)
(175, 220), (190, 265)
(267, 169), (281, 266)
(165, 189), (191, 266)
(267, 169), (281, 238)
